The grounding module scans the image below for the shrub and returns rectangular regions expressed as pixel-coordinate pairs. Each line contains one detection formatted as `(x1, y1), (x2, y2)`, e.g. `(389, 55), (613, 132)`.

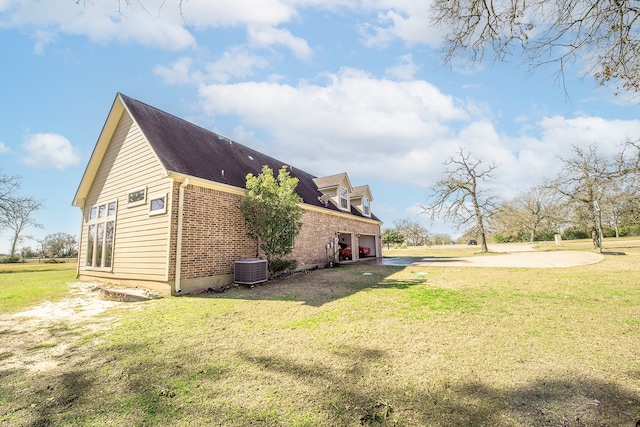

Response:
(562, 227), (590, 240)
(620, 225), (640, 237)
(268, 258), (298, 276)
(1, 256), (20, 264)
(536, 231), (558, 242)
(493, 233), (511, 243)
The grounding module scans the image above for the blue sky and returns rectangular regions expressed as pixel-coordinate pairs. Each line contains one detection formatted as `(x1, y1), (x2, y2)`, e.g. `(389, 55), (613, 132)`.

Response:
(1, 0), (639, 253)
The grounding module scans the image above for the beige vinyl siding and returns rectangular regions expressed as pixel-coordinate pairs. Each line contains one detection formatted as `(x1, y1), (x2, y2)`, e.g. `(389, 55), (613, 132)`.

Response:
(78, 111), (172, 283)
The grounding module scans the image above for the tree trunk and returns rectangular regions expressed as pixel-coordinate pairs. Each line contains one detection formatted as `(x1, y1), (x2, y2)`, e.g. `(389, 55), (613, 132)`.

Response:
(473, 196), (489, 253)
(10, 233), (18, 257)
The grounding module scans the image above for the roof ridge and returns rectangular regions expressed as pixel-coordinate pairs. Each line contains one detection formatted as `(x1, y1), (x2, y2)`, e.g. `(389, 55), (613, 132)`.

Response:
(119, 93), (235, 143)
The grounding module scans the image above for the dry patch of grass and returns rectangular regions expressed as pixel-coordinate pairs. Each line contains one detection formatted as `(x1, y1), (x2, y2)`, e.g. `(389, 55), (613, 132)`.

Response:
(1, 245), (640, 426)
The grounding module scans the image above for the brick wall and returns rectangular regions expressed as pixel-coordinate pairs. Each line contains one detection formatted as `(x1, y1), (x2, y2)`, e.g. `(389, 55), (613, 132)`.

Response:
(294, 209), (381, 266)
(168, 182), (382, 286)
(176, 185), (255, 281)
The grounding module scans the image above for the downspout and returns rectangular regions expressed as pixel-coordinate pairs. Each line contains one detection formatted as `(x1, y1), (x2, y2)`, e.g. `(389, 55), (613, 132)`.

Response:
(175, 178), (189, 293)
(76, 201), (85, 279)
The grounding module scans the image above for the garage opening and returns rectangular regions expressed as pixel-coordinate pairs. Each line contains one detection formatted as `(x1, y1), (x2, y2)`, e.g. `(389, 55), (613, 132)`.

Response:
(338, 233), (353, 261)
(358, 234), (377, 258)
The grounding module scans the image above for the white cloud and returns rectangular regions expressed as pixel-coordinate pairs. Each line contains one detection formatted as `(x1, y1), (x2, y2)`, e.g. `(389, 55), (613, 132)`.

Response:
(155, 48), (271, 85)
(206, 47), (271, 83)
(359, 0), (442, 48)
(20, 133), (81, 170)
(3, 0), (195, 50)
(31, 29), (56, 54)
(2, 0), (446, 54)
(536, 115), (639, 157)
(194, 70), (640, 204)
(0, 141), (8, 154)
(1, 0), (446, 60)
(385, 54), (418, 80)
(198, 68), (467, 183)
(492, 115), (640, 199)
(248, 26), (313, 60)
(182, 0), (296, 27)
(154, 57), (202, 85)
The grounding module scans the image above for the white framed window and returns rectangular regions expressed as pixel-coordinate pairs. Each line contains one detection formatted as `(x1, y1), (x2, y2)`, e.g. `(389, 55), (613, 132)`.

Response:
(149, 194), (167, 216)
(339, 187), (349, 210)
(127, 186), (147, 207)
(363, 197), (370, 216)
(86, 200), (117, 269)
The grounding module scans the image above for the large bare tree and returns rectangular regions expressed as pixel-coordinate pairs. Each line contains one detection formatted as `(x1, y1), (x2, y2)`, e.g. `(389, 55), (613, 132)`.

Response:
(432, 0), (640, 94)
(545, 144), (616, 248)
(420, 147), (499, 253)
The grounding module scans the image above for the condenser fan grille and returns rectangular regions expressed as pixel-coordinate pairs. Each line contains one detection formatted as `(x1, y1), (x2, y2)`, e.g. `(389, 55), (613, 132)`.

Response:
(234, 258), (268, 285)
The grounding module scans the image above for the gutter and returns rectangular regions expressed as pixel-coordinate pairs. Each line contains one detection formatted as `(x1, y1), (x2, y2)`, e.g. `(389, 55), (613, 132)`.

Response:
(175, 178), (189, 293)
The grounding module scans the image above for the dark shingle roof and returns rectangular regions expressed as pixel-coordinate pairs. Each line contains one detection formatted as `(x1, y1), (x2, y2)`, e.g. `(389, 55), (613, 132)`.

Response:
(120, 93), (379, 221)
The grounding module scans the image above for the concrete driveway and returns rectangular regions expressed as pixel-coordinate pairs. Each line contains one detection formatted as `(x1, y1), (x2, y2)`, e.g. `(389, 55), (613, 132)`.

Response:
(380, 244), (604, 268)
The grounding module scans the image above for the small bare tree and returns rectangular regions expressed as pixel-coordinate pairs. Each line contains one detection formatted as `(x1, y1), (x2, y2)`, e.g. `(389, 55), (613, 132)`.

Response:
(420, 147), (499, 253)
(0, 196), (43, 258)
(393, 218), (430, 246)
(43, 233), (78, 258)
(494, 186), (565, 243)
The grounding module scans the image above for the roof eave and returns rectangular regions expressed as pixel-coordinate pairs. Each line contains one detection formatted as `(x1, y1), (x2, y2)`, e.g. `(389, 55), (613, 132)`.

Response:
(72, 94), (125, 208)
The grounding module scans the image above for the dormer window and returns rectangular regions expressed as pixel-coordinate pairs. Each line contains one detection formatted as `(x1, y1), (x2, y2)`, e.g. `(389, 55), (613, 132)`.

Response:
(339, 187), (348, 210)
(363, 197), (370, 216)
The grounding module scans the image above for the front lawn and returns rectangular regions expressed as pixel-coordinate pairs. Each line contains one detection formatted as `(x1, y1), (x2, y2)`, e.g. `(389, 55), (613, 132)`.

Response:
(1, 243), (639, 426)
(0, 266), (75, 314)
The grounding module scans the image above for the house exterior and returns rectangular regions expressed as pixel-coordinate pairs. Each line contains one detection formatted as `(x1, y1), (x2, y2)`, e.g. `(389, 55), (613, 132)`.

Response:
(72, 93), (382, 295)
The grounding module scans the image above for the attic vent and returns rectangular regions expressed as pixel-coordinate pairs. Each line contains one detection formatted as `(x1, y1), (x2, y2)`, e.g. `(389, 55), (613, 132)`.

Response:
(234, 258), (268, 285)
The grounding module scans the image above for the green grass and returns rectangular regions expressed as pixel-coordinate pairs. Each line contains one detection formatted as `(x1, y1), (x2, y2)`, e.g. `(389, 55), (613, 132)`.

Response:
(0, 268), (75, 313)
(0, 258), (77, 273)
(1, 243), (640, 426)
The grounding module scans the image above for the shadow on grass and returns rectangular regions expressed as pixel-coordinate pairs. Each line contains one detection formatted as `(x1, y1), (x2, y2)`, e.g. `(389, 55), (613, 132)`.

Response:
(188, 264), (414, 307)
(1, 367), (95, 427)
(1, 357), (188, 426)
(237, 345), (640, 426)
(5, 340), (639, 426)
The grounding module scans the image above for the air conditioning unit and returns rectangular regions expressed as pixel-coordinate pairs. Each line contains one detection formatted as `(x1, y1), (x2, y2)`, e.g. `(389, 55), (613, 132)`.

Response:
(234, 258), (268, 285)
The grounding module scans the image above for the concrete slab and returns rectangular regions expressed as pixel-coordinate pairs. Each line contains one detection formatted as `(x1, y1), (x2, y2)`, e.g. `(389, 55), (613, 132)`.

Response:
(379, 244), (604, 268)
